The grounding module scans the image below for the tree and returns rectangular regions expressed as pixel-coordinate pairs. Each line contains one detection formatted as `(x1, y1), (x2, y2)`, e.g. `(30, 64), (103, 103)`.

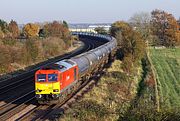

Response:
(42, 21), (71, 47)
(111, 21), (146, 64)
(110, 21), (131, 37)
(63, 20), (69, 28)
(8, 20), (20, 38)
(25, 39), (39, 62)
(43, 21), (70, 38)
(38, 28), (48, 38)
(94, 27), (107, 35)
(23, 23), (40, 38)
(129, 12), (151, 26)
(151, 9), (180, 47)
(0, 19), (8, 33)
(115, 30), (123, 47)
(129, 12), (152, 42)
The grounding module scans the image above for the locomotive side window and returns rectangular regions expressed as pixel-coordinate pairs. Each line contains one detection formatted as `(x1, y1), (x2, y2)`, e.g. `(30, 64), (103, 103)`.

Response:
(48, 74), (58, 82)
(74, 68), (77, 80)
(37, 74), (46, 82)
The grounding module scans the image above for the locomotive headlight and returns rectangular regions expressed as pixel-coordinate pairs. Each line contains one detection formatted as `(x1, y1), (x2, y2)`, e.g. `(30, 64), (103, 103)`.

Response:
(53, 89), (59, 92)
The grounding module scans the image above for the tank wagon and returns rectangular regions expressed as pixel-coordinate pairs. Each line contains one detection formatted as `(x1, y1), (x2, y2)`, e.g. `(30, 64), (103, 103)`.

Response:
(35, 33), (117, 104)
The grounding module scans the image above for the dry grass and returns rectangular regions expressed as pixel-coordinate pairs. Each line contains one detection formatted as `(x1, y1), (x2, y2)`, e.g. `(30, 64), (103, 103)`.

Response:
(61, 60), (141, 121)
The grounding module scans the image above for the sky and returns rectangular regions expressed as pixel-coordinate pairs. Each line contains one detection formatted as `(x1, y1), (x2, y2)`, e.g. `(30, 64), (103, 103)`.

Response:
(0, 0), (180, 24)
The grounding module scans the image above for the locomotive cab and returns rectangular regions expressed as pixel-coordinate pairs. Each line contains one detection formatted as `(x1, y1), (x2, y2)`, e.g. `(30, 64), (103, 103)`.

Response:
(35, 69), (61, 100)
(35, 60), (78, 102)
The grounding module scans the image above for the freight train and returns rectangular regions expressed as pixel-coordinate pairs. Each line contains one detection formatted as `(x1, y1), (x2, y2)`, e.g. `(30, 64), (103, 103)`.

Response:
(35, 33), (117, 104)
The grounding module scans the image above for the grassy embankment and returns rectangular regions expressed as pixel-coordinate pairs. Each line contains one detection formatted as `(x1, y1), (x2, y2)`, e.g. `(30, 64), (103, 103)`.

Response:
(150, 48), (180, 109)
(59, 48), (180, 121)
(61, 60), (142, 121)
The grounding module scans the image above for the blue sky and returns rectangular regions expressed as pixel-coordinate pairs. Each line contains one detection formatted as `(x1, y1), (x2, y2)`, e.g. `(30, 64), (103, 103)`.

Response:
(0, 0), (179, 23)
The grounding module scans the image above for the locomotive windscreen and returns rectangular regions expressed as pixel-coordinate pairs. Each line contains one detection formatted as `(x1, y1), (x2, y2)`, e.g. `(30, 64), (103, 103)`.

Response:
(37, 74), (46, 82)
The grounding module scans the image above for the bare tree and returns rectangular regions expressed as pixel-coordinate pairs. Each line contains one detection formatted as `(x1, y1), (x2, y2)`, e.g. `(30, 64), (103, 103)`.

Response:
(129, 12), (152, 42)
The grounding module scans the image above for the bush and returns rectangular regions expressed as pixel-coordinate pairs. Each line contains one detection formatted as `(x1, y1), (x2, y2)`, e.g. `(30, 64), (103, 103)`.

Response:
(42, 37), (66, 58)
(0, 44), (11, 73)
(25, 39), (39, 62)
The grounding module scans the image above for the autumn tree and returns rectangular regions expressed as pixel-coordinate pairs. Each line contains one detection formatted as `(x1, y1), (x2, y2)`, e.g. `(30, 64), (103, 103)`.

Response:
(43, 21), (69, 38)
(111, 21), (146, 67)
(23, 23), (40, 38)
(94, 27), (107, 35)
(110, 21), (131, 37)
(151, 9), (180, 47)
(110, 21), (132, 47)
(42, 21), (71, 47)
(25, 39), (39, 62)
(129, 12), (154, 43)
(8, 20), (20, 38)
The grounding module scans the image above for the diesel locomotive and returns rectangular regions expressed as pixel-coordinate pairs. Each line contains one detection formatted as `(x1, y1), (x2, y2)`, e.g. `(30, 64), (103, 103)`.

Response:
(35, 33), (117, 104)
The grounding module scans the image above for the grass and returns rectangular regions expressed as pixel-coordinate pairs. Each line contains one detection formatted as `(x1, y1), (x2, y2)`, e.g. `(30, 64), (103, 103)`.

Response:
(150, 48), (180, 109)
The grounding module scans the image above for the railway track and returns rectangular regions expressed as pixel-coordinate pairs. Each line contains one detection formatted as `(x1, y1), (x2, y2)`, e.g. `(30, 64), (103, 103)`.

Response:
(0, 35), (108, 120)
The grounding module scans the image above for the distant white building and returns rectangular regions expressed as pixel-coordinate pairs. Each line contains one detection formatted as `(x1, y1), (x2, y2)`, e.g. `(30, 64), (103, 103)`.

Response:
(69, 24), (111, 33)
(69, 28), (97, 33)
(88, 25), (111, 31)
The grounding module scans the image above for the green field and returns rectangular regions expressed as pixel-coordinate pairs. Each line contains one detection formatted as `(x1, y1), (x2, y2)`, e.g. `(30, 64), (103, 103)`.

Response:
(150, 48), (180, 109)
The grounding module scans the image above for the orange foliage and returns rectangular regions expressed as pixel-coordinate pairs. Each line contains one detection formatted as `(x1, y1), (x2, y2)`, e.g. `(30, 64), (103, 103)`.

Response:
(43, 21), (70, 39)
(23, 23), (40, 38)
(151, 9), (180, 46)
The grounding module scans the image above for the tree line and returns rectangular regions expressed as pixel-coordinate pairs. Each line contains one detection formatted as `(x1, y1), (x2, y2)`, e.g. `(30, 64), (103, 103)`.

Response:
(0, 20), (74, 74)
(108, 9), (180, 83)
(0, 20), (70, 39)
(129, 9), (180, 47)
(101, 9), (180, 48)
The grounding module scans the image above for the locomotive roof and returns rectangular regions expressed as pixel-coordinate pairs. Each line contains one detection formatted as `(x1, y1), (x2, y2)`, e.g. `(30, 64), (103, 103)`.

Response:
(41, 59), (77, 72)
(55, 59), (77, 72)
